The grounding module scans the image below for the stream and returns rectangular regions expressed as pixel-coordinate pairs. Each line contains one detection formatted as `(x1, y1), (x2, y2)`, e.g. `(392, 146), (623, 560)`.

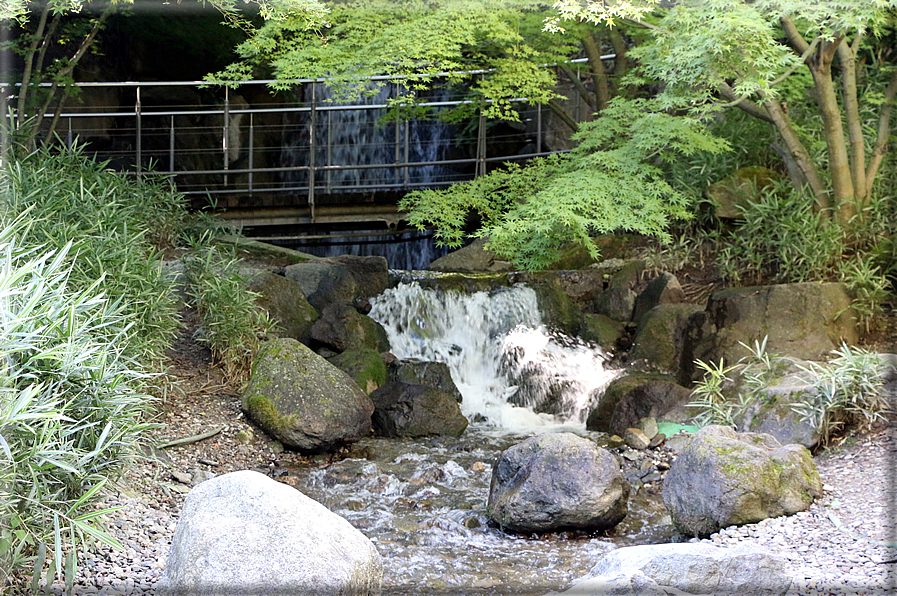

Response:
(290, 277), (678, 595)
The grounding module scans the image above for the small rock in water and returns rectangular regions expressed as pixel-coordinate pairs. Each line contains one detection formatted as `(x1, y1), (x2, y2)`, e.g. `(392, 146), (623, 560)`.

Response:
(648, 433), (667, 449)
(606, 435), (625, 449)
(171, 470), (192, 485)
(623, 428), (651, 450)
(470, 461), (486, 473)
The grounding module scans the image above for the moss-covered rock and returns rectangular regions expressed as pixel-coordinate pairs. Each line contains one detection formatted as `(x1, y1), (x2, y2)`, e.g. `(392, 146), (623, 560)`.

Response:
(630, 303), (705, 377)
(248, 271), (318, 342)
(387, 359), (462, 402)
(586, 372), (687, 434)
(705, 166), (783, 219)
(662, 425), (822, 536)
(578, 313), (625, 350)
(241, 338), (374, 453)
(328, 349), (387, 395)
(311, 303), (390, 354)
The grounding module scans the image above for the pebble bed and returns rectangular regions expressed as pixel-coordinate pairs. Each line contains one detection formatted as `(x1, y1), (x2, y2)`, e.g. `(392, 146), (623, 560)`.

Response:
(15, 426), (896, 596)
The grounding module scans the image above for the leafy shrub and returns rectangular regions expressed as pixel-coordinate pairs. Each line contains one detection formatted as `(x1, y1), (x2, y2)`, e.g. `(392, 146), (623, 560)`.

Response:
(183, 239), (272, 383)
(0, 146), (185, 366)
(0, 225), (153, 592)
(715, 182), (844, 285)
(689, 339), (890, 448)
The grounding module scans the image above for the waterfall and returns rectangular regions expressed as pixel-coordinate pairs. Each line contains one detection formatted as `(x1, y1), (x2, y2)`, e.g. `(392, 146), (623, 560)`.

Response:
(280, 83), (457, 190)
(368, 282), (619, 431)
(287, 229), (450, 271)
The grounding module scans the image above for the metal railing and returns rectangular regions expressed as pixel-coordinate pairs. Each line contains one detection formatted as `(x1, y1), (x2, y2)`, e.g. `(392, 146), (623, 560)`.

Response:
(3, 59), (609, 221)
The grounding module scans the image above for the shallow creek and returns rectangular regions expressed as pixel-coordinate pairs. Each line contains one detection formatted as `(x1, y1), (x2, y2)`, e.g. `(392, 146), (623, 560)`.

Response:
(290, 278), (678, 595)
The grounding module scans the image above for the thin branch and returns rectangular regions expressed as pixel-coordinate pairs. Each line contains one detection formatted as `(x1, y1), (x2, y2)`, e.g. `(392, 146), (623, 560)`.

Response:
(547, 98), (579, 133)
(781, 16), (810, 55)
(559, 63), (596, 111)
(17, 3), (50, 128)
(769, 36), (820, 87)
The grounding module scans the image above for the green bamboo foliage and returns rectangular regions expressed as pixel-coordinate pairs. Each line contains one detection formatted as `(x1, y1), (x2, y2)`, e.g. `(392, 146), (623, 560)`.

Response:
(0, 223), (153, 592)
(0, 145), (184, 367)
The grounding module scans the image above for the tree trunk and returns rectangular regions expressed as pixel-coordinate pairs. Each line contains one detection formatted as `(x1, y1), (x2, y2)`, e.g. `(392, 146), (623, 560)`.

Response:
(838, 36), (867, 203)
(807, 40), (855, 223)
(581, 32), (609, 111)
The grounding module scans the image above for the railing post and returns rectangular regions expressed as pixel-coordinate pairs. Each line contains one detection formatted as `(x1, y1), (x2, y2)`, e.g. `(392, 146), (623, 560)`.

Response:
(248, 112), (254, 193)
(66, 117), (72, 148)
(476, 108), (486, 177)
(223, 86), (230, 187)
(536, 103), (542, 154)
(135, 86), (142, 178)
(326, 109), (332, 193)
(309, 82), (316, 223)
(404, 118), (410, 186)
(169, 115), (175, 174)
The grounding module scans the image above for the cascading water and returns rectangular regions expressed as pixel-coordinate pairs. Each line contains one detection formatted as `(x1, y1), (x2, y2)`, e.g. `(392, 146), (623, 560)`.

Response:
(368, 281), (620, 430)
(286, 277), (675, 594)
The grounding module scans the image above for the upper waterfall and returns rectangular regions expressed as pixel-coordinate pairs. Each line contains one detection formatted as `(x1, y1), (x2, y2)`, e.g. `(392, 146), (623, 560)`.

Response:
(368, 281), (619, 431)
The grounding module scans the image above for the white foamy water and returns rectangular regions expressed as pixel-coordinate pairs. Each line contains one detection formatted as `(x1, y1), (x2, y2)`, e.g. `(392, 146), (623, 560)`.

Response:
(369, 281), (619, 431)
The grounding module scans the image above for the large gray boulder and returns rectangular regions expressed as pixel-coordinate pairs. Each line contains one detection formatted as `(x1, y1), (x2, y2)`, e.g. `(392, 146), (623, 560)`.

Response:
(487, 433), (629, 534)
(662, 425), (822, 536)
(593, 287), (636, 323)
(284, 261), (358, 311)
(311, 303), (390, 354)
(630, 303), (705, 379)
(242, 338), (374, 453)
(632, 272), (686, 324)
(331, 254), (390, 307)
(546, 543), (791, 596)
(159, 471), (382, 596)
(369, 382), (468, 438)
(428, 237), (514, 272)
(686, 283), (858, 381)
(248, 271), (318, 342)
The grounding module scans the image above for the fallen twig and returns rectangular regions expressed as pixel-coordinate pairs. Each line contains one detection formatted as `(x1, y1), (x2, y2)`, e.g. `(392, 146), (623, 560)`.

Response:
(160, 425), (226, 449)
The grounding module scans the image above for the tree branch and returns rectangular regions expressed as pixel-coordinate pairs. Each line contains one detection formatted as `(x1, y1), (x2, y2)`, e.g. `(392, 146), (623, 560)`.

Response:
(780, 16), (810, 55)
(16, 3), (50, 129)
(718, 82), (773, 123)
(865, 68), (897, 192)
(559, 63), (596, 111)
(760, 91), (830, 214)
(547, 98), (579, 133)
(838, 39), (866, 201)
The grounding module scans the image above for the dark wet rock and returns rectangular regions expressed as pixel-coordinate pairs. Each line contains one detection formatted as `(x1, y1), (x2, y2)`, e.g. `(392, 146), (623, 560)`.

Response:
(387, 359), (462, 402)
(578, 313), (626, 350)
(248, 271), (318, 342)
(630, 303), (705, 378)
(284, 261), (358, 312)
(311, 303), (390, 354)
(662, 425), (822, 537)
(588, 373), (693, 435)
(594, 287), (637, 323)
(241, 338), (374, 453)
(370, 382), (468, 438)
(332, 254), (390, 307)
(487, 433), (629, 534)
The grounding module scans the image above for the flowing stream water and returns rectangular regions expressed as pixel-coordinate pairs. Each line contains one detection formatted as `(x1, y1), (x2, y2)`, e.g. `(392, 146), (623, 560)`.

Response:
(289, 278), (676, 595)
